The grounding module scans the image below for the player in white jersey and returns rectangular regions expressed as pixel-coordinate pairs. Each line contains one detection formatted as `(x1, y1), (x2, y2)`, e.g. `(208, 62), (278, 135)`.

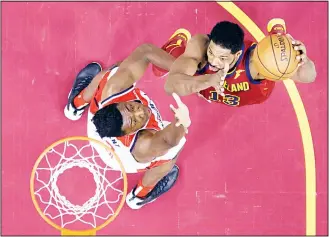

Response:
(64, 44), (191, 209)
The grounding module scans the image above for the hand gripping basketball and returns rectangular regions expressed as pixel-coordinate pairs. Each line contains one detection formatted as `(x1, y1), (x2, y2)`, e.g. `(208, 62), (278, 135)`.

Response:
(169, 93), (191, 134)
(286, 34), (307, 67)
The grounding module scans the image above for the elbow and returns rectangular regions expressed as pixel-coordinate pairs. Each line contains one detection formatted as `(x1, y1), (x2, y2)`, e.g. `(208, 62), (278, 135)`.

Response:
(166, 140), (180, 148)
(164, 78), (175, 95)
(164, 73), (187, 96)
(163, 136), (181, 148)
(164, 73), (179, 95)
(136, 43), (154, 56)
(139, 43), (153, 51)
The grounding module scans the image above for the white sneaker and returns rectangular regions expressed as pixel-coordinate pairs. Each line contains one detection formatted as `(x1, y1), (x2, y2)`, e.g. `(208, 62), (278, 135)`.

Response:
(125, 189), (157, 209)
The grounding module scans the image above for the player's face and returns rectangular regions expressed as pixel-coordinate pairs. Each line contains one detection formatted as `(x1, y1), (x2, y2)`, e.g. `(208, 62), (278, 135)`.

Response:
(207, 41), (242, 71)
(117, 101), (151, 135)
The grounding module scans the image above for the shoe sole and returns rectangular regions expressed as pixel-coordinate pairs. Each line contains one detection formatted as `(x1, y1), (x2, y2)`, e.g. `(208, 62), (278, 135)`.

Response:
(267, 18), (286, 34)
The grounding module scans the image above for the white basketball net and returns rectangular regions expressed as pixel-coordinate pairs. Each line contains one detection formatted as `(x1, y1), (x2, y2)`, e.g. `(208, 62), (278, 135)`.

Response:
(32, 140), (124, 229)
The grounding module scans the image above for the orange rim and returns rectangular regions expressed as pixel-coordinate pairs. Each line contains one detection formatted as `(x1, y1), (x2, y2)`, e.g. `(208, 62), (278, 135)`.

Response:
(30, 136), (128, 234)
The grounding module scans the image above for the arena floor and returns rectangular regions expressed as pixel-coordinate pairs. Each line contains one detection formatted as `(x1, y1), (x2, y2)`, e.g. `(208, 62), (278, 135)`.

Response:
(2, 1), (328, 235)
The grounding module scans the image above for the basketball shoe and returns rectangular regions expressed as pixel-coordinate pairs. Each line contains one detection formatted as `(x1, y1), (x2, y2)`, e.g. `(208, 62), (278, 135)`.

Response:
(267, 18), (287, 35)
(126, 165), (179, 209)
(152, 29), (191, 77)
(64, 62), (102, 121)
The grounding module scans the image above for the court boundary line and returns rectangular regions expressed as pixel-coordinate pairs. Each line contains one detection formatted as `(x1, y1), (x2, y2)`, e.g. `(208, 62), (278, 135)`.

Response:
(217, 2), (316, 235)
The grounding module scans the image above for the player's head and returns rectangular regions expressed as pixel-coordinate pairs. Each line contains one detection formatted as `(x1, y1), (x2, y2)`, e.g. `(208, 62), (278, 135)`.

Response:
(92, 101), (151, 138)
(207, 21), (244, 71)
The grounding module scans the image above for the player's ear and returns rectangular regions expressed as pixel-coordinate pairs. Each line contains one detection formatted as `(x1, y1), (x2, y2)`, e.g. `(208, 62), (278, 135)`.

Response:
(235, 50), (243, 58)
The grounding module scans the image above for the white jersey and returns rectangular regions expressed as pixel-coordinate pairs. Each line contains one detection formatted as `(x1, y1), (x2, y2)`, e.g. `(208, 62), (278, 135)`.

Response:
(87, 66), (186, 173)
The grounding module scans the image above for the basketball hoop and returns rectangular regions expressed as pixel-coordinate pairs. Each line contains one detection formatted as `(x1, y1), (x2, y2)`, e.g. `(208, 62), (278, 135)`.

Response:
(30, 136), (128, 236)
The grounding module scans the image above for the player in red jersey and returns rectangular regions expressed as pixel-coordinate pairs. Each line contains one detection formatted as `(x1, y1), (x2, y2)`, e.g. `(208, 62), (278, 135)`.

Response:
(153, 19), (316, 107)
(64, 44), (191, 209)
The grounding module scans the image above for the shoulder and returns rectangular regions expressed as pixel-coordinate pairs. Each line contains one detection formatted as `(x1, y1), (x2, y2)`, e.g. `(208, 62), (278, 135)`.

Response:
(130, 129), (158, 162)
(188, 34), (209, 49)
(182, 34), (209, 61)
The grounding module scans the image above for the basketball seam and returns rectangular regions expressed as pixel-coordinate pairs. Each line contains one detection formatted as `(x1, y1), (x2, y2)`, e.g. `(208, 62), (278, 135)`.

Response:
(278, 35), (292, 80)
(256, 43), (282, 78)
(285, 38), (297, 74)
(270, 34), (283, 74)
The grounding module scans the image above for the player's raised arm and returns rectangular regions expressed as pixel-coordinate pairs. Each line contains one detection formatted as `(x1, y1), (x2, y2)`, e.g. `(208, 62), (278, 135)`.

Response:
(101, 43), (175, 100)
(164, 35), (219, 96)
(132, 93), (190, 159)
(286, 34), (316, 83)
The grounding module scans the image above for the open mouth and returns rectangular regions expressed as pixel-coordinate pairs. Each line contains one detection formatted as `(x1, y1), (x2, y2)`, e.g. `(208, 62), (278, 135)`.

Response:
(209, 64), (220, 71)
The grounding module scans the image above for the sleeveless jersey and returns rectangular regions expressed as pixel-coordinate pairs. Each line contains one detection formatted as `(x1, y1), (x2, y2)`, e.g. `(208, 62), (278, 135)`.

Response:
(89, 66), (164, 151)
(197, 40), (276, 106)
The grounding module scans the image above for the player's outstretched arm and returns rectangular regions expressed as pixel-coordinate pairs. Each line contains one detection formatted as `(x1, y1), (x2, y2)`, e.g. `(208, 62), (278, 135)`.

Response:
(291, 59), (316, 83)
(101, 43), (175, 100)
(290, 58), (316, 83)
(132, 94), (190, 160)
(287, 34), (316, 83)
(164, 35), (218, 96)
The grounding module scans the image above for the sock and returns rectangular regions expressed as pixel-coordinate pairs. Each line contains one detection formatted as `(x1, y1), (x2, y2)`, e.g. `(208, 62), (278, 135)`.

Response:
(135, 179), (155, 198)
(152, 32), (187, 77)
(164, 41), (186, 58)
(73, 89), (89, 109)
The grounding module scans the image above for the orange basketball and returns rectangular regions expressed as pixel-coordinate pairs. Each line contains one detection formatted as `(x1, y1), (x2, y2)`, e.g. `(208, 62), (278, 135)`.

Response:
(253, 34), (300, 81)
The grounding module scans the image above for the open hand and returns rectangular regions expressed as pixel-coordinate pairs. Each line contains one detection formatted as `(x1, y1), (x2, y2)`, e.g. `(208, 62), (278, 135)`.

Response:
(169, 93), (191, 134)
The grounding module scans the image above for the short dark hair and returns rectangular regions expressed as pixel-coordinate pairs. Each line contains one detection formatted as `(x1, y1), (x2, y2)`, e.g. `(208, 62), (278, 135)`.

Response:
(209, 21), (244, 54)
(92, 103), (125, 138)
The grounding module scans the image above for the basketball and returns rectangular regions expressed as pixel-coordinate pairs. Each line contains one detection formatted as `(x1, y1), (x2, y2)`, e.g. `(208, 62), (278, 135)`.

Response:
(253, 34), (300, 81)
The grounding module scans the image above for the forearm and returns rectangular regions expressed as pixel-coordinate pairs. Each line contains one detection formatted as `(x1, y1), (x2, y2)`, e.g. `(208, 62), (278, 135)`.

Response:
(165, 73), (214, 96)
(291, 58), (316, 83)
(132, 121), (186, 159)
(144, 44), (175, 71)
(155, 121), (186, 148)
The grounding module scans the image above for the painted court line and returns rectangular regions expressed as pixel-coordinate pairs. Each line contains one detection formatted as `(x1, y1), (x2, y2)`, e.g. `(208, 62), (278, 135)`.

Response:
(217, 2), (316, 235)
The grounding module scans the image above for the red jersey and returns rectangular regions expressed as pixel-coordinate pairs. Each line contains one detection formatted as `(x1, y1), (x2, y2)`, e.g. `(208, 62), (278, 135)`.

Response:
(89, 67), (164, 151)
(197, 41), (275, 107)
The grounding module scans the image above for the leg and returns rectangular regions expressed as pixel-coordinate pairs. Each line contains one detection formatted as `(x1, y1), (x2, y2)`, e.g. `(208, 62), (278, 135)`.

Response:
(125, 121), (186, 209)
(126, 149), (183, 210)
(81, 63), (121, 102)
(152, 29), (191, 77)
(64, 63), (118, 120)
(126, 159), (179, 210)
(64, 62), (102, 120)
(141, 158), (177, 187)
